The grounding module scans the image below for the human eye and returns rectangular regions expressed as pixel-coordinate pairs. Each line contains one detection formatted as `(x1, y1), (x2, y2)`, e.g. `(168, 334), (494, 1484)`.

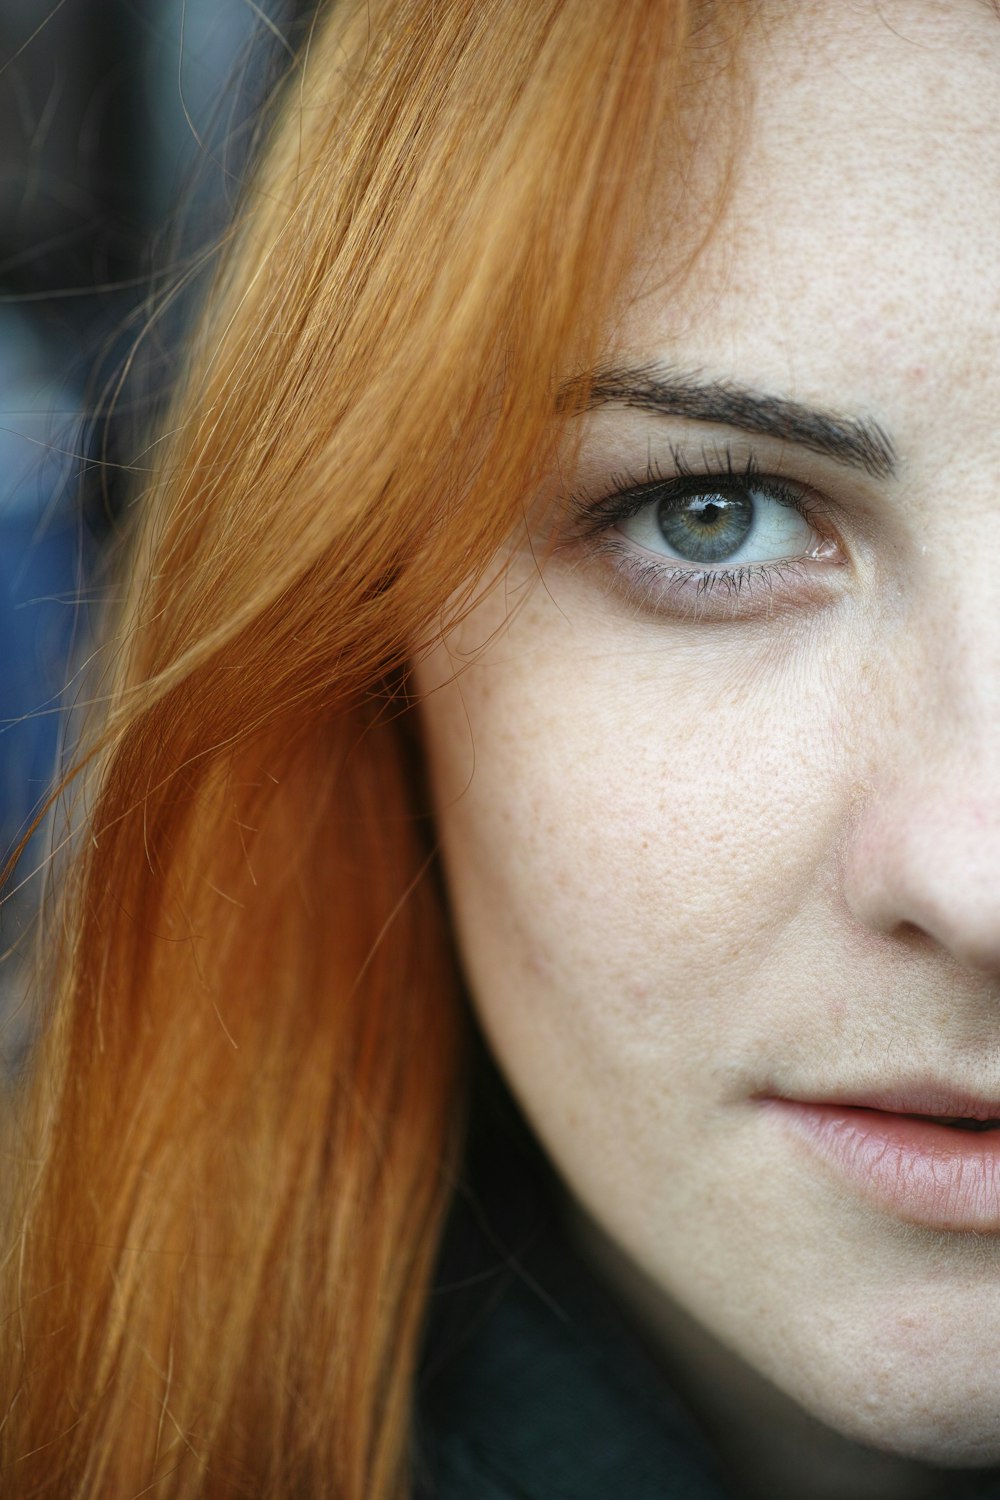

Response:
(563, 449), (844, 619)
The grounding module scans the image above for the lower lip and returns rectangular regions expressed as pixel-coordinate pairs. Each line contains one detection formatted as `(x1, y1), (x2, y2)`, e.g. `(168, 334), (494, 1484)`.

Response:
(766, 1100), (1000, 1230)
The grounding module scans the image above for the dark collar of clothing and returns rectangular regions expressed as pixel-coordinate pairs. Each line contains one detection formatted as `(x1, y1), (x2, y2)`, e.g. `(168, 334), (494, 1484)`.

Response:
(414, 1063), (1000, 1500)
(413, 1073), (734, 1500)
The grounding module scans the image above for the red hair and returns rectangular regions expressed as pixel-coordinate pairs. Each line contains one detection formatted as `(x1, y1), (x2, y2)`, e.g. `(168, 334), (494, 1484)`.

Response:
(0, 1), (721, 1493)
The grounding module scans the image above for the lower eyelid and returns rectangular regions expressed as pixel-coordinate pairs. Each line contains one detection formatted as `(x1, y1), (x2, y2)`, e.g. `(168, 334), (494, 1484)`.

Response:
(583, 534), (843, 619)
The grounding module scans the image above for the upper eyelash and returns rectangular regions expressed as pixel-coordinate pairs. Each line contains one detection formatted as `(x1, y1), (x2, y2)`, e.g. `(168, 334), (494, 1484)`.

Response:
(565, 443), (827, 539)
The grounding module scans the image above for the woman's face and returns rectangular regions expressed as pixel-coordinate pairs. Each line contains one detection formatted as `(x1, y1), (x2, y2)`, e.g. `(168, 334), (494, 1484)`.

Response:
(416, 0), (1000, 1473)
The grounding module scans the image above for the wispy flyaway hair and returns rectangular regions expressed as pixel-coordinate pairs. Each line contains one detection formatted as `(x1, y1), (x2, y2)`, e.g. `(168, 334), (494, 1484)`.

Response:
(0, 2), (726, 1494)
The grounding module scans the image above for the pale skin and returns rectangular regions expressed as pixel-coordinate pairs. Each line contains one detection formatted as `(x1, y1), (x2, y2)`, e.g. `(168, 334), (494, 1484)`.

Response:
(415, 3), (1000, 1497)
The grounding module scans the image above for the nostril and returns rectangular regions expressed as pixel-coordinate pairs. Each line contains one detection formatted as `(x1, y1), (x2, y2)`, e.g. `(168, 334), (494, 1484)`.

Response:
(894, 918), (938, 950)
(897, 919), (925, 941)
(843, 796), (1000, 979)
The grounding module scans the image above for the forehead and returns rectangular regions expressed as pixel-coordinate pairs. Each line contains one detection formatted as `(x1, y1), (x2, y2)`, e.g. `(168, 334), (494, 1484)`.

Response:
(621, 0), (1000, 426)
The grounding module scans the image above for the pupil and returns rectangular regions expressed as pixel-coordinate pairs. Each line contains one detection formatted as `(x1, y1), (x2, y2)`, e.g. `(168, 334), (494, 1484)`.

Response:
(695, 501), (725, 528)
(657, 490), (754, 564)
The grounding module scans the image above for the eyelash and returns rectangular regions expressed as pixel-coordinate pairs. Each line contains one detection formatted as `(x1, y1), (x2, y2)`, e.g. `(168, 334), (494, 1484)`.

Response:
(564, 445), (838, 614)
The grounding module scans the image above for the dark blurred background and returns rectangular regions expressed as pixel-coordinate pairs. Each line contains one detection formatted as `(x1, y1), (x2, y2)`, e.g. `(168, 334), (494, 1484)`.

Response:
(0, 0), (306, 987)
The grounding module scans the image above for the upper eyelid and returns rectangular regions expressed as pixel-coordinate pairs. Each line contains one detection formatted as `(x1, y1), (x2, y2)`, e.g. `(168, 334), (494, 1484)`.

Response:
(564, 449), (828, 538)
(564, 411), (895, 497)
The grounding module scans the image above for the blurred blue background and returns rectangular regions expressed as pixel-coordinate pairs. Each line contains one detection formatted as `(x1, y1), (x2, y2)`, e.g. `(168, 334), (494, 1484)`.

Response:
(0, 0), (302, 979)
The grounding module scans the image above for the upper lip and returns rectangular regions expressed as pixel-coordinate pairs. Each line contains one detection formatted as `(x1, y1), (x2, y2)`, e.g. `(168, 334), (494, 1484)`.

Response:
(771, 1083), (1000, 1121)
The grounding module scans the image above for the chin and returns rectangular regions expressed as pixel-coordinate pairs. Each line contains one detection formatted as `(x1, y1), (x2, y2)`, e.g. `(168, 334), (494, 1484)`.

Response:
(832, 1410), (1000, 1471)
(794, 1353), (1000, 1469)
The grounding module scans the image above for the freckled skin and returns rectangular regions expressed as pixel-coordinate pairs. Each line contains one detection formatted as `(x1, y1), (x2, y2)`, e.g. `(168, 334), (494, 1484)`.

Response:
(416, 2), (1000, 1490)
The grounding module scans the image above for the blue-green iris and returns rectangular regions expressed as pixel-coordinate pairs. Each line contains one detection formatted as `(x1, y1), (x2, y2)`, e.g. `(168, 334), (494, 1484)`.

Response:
(657, 491), (754, 564)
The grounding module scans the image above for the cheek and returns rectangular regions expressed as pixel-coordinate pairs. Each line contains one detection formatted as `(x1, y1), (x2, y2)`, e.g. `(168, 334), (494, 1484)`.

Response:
(415, 580), (858, 1150)
(415, 576), (949, 1444)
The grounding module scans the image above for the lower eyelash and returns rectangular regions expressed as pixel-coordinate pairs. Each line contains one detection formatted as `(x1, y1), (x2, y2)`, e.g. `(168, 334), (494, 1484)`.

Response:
(591, 537), (813, 614)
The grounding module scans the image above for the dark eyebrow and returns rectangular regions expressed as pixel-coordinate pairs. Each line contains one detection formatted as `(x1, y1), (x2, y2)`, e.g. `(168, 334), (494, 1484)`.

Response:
(561, 363), (896, 480)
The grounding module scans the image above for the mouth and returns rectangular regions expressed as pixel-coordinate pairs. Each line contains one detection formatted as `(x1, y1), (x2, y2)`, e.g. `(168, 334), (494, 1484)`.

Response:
(763, 1094), (1000, 1231)
(898, 1113), (1000, 1132)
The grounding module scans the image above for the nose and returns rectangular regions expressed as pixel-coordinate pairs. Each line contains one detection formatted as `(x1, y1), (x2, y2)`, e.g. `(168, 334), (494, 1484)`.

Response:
(845, 784), (1000, 973)
(842, 628), (1000, 973)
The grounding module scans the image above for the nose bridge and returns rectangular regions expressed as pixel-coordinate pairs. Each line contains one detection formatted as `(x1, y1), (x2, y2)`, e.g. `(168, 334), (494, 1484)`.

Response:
(843, 597), (1000, 974)
(887, 569), (1000, 768)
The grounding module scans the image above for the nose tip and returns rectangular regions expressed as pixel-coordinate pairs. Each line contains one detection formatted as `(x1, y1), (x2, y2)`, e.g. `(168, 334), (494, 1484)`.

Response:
(845, 796), (1000, 975)
(898, 906), (1000, 977)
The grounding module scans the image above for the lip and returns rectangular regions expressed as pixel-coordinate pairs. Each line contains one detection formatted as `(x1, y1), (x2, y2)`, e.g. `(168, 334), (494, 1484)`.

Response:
(764, 1095), (1000, 1231)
